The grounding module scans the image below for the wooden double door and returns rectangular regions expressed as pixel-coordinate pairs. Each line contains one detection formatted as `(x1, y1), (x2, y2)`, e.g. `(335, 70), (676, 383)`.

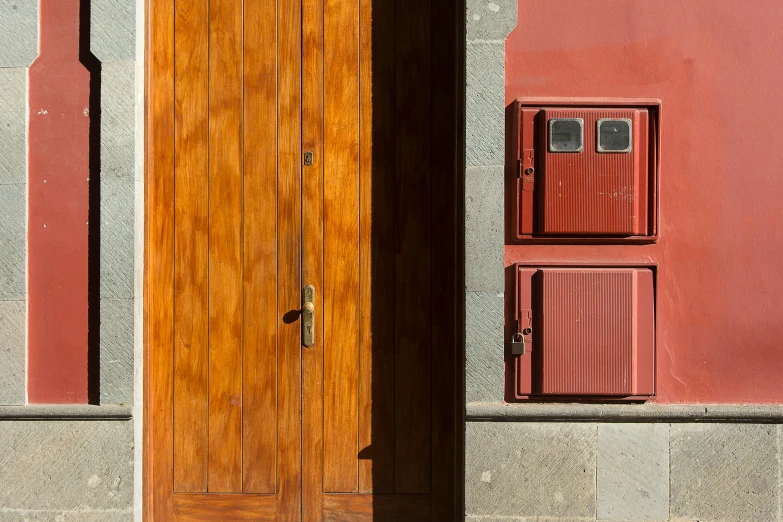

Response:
(146, 0), (460, 519)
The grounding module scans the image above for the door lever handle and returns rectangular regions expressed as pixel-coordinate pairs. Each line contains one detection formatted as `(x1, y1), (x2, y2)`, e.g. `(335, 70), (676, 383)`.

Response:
(302, 285), (315, 347)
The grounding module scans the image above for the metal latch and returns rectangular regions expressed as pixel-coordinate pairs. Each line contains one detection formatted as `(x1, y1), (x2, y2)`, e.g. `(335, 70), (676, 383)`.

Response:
(511, 332), (526, 355)
(302, 285), (315, 347)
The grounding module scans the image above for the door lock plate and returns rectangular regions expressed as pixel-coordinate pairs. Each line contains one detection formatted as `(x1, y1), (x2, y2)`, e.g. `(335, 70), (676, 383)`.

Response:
(302, 285), (315, 347)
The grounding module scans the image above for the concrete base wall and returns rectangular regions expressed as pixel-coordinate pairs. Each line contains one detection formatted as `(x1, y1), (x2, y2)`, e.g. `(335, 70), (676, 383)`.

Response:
(466, 420), (782, 521)
(0, 419), (134, 522)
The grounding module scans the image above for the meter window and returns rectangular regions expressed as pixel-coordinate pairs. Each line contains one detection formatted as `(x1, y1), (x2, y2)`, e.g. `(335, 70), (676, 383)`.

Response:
(548, 118), (584, 152)
(597, 118), (632, 153)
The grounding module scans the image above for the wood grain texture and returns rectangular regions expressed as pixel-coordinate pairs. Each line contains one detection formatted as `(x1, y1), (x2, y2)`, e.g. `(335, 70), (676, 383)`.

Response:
(301, 0), (325, 515)
(147, 0), (462, 515)
(323, 0), (361, 494)
(358, 0), (396, 495)
(172, 494), (277, 520)
(143, 0), (152, 515)
(242, 0), (278, 494)
(322, 494), (431, 521)
(148, 0), (175, 515)
(207, 0), (244, 493)
(276, 0), (303, 516)
(394, 0), (433, 494)
(172, 0), (209, 493)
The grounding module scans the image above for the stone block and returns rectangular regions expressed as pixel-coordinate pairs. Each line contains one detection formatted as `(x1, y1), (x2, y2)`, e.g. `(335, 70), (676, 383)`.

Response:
(465, 292), (504, 404)
(0, 0), (38, 67)
(670, 423), (779, 521)
(100, 177), (135, 299)
(0, 68), (27, 185)
(467, 0), (518, 41)
(466, 42), (505, 167)
(465, 166), (504, 292)
(465, 516), (595, 522)
(466, 422), (596, 518)
(100, 298), (134, 405)
(597, 423), (669, 521)
(101, 61), (136, 181)
(91, 0), (136, 62)
(0, 301), (25, 405)
(0, 420), (134, 511)
(467, 518), (591, 522)
(0, 184), (25, 301)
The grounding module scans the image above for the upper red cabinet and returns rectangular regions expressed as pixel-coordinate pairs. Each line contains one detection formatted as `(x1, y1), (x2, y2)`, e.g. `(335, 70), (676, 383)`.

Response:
(509, 99), (660, 242)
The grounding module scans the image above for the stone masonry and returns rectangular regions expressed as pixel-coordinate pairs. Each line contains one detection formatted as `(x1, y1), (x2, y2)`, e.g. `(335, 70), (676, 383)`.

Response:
(0, 0), (137, 519)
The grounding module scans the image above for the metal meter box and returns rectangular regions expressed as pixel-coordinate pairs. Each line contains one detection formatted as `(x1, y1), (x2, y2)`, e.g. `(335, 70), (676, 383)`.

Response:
(509, 99), (660, 242)
(512, 265), (655, 399)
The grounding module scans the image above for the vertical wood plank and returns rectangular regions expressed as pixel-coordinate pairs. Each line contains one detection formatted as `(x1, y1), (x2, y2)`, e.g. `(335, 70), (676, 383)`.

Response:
(358, 0), (396, 494)
(207, 0), (243, 493)
(430, 0), (459, 517)
(242, 0), (278, 494)
(394, 0), (433, 494)
(172, 0), (209, 493)
(302, 0), (325, 514)
(277, 0), (303, 515)
(148, 0), (176, 514)
(323, 0), (361, 493)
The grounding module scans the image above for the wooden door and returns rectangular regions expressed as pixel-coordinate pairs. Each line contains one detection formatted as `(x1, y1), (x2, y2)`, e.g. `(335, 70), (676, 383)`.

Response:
(146, 0), (460, 520)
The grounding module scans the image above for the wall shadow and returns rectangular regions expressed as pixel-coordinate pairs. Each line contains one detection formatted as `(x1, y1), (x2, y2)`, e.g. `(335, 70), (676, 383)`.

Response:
(363, 0), (463, 518)
(79, 0), (102, 404)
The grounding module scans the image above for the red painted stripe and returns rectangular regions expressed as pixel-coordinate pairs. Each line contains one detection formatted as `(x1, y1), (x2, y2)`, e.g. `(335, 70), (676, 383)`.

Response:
(27, 0), (90, 403)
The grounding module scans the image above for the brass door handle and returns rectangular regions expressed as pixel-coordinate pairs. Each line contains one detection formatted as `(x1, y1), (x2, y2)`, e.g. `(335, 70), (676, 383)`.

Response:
(302, 285), (315, 347)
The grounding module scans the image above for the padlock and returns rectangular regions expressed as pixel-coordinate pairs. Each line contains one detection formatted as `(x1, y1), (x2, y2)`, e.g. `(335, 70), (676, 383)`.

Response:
(511, 332), (526, 355)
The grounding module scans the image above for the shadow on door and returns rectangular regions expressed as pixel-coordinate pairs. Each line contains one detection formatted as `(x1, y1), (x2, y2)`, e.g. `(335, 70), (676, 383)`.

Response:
(359, 0), (464, 518)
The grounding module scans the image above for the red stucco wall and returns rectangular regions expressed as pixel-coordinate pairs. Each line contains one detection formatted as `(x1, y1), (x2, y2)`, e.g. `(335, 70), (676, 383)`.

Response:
(505, 0), (783, 403)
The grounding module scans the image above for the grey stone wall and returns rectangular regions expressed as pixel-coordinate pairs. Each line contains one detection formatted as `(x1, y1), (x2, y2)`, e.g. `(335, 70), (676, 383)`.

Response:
(465, 0), (516, 406)
(0, 0), (137, 405)
(465, 421), (782, 521)
(0, 0), (140, 519)
(0, 0), (36, 406)
(93, 0), (137, 406)
(0, 418), (134, 521)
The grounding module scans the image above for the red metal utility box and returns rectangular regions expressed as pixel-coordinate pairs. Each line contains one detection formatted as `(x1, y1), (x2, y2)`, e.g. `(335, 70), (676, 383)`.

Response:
(513, 265), (655, 399)
(510, 100), (659, 242)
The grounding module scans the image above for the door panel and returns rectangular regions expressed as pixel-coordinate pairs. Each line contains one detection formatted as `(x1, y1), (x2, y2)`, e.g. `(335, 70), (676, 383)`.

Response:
(321, 0), (361, 494)
(206, 0), (244, 493)
(357, 0), (396, 495)
(301, 0), (324, 517)
(242, 2), (278, 493)
(149, 0), (301, 515)
(243, 0), (281, 494)
(392, 0), (433, 495)
(276, 0), (304, 516)
(172, 0), (208, 493)
(148, 0), (459, 518)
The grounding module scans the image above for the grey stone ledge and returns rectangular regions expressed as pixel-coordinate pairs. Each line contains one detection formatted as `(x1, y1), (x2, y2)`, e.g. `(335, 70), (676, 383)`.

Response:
(0, 404), (132, 420)
(467, 402), (783, 422)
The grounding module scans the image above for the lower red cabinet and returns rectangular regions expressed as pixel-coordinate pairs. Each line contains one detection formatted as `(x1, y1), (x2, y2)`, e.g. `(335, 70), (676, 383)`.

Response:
(513, 265), (655, 399)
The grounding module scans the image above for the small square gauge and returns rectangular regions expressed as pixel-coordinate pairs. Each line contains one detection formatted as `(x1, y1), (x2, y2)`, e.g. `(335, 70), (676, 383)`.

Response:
(597, 118), (632, 152)
(548, 118), (584, 152)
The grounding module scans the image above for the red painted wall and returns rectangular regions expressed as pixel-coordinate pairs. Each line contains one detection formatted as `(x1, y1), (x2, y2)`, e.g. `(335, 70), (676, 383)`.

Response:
(27, 0), (90, 403)
(505, 0), (783, 403)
